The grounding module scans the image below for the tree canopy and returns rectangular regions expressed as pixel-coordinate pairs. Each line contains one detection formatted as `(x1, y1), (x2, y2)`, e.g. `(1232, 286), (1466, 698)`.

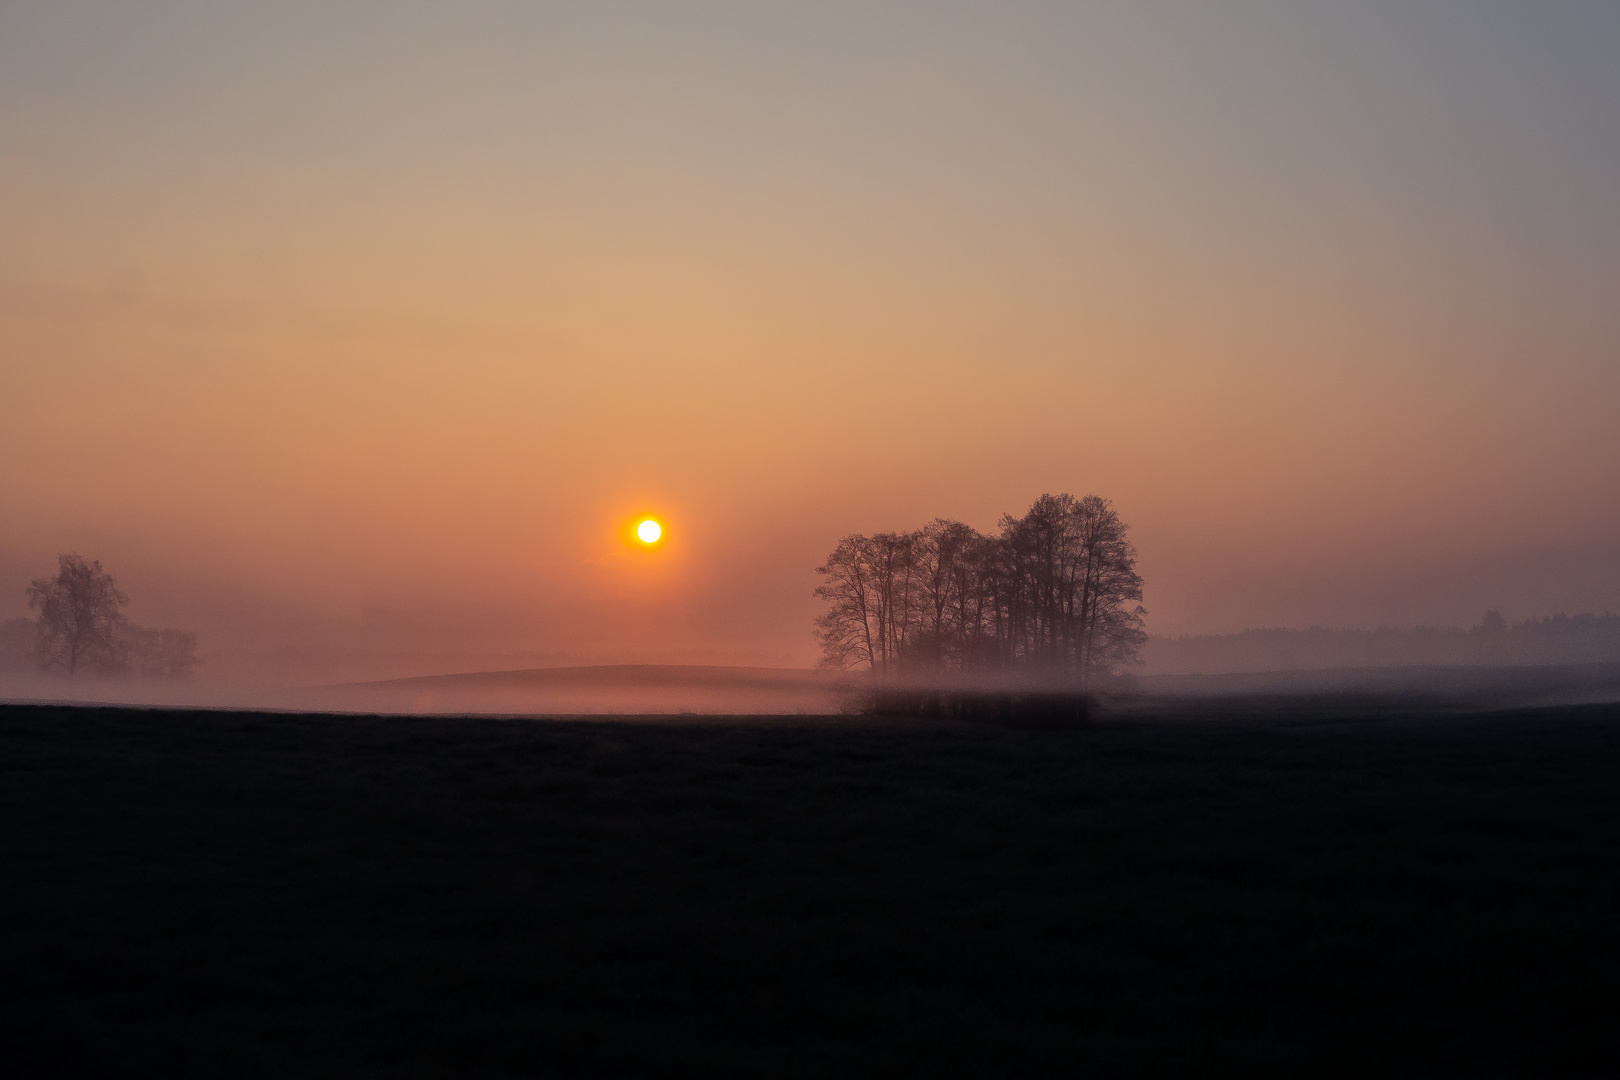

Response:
(28, 554), (128, 677)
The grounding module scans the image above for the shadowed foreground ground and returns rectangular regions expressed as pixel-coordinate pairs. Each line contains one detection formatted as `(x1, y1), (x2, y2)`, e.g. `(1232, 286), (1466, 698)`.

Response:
(3, 701), (1619, 1077)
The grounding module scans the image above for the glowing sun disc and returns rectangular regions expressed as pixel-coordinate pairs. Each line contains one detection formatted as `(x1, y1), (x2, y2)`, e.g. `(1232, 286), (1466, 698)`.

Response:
(636, 518), (662, 544)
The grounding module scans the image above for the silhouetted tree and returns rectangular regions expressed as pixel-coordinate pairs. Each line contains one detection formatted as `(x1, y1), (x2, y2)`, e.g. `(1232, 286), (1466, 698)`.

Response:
(813, 531), (921, 678)
(912, 519), (980, 672)
(814, 494), (1147, 684)
(1067, 495), (1147, 681)
(867, 531), (919, 676)
(814, 535), (881, 672)
(948, 528), (1000, 671)
(28, 553), (128, 676)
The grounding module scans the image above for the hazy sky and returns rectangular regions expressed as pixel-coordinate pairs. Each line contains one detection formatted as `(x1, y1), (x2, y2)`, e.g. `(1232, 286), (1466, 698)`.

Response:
(3, 1), (1618, 672)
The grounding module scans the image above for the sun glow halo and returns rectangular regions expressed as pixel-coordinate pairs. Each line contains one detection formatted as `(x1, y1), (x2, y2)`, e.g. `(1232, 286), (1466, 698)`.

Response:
(636, 518), (662, 544)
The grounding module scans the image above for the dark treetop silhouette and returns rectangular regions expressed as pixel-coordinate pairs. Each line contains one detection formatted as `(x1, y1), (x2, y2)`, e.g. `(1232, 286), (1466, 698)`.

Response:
(815, 494), (1146, 685)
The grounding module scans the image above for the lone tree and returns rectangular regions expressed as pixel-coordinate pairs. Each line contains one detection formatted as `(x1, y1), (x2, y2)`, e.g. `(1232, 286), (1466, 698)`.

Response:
(28, 553), (129, 677)
(22, 554), (200, 679)
(814, 493), (1146, 685)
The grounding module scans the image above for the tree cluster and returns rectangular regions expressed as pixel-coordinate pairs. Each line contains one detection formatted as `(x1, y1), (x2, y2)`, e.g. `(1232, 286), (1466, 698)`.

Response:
(18, 553), (199, 679)
(814, 493), (1146, 684)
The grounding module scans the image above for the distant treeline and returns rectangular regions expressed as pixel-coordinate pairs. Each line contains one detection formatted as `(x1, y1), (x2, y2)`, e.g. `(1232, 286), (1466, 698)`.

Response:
(814, 493), (1145, 684)
(1144, 611), (1620, 675)
(0, 554), (199, 679)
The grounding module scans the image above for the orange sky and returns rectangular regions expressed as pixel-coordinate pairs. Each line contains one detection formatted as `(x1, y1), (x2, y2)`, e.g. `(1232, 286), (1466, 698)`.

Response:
(3, 3), (1618, 676)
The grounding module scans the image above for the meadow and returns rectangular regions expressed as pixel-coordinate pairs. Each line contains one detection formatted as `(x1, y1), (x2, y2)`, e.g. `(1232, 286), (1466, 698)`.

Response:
(4, 697), (1619, 1077)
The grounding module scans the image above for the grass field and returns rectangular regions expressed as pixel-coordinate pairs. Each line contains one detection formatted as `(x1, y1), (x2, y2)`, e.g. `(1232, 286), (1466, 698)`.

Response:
(4, 699), (1619, 1077)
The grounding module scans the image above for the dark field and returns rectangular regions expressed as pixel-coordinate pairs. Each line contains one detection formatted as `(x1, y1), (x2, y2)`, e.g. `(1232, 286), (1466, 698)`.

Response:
(4, 700), (1620, 1077)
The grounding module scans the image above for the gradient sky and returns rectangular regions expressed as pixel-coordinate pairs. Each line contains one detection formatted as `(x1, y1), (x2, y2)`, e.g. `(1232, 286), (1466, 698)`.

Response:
(3, 1), (1618, 673)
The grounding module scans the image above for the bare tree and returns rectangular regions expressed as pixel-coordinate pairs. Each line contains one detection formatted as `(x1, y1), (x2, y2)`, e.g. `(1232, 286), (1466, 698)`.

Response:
(28, 553), (129, 676)
(1000, 494), (1081, 668)
(814, 531), (925, 678)
(866, 531), (918, 677)
(814, 535), (881, 672)
(908, 519), (977, 672)
(948, 529), (998, 672)
(1066, 495), (1146, 683)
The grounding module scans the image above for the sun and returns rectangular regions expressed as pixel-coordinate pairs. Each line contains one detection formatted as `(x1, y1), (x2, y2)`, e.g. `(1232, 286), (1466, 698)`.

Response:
(636, 518), (662, 544)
